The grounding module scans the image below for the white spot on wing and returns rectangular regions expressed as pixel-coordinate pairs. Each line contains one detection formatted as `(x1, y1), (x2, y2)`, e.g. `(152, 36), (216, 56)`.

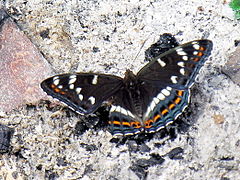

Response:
(149, 100), (156, 111)
(149, 97), (159, 111)
(171, 76), (178, 84)
(69, 84), (74, 89)
(144, 107), (151, 118)
(110, 105), (117, 112)
(78, 94), (83, 101)
(53, 76), (59, 81)
(110, 105), (135, 118)
(193, 44), (200, 50)
(176, 48), (183, 52)
(120, 108), (128, 116)
(69, 76), (77, 84)
(69, 75), (77, 79)
(177, 62), (185, 67)
(58, 85), (63, 89)
(161, 89), (170, 96)
(176, 48), (187, 56)
(92, 75), (98, 85)
(88, 96), (95, 104)
(180, 68), (185, 75)
(144, 96), (164, 118)
(157, 93), (165, 100)
(166, 86), (172, 91)
(53, 79), (60, 86)
(153, 97), (160, 105)
(75, 87), (82, 94)
(157, 58), (166, 67)
(182, 56), (188, 61)
(193, 51), (198, 55)
(115, 106), (121, 113)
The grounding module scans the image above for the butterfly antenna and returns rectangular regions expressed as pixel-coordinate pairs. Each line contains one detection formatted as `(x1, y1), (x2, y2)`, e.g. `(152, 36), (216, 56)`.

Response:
(133, 38), (148, 62)
(133, 33), (153, 62)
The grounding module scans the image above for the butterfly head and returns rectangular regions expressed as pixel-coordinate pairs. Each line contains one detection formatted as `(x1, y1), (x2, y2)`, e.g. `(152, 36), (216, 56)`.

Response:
(123, 70), (140, 90)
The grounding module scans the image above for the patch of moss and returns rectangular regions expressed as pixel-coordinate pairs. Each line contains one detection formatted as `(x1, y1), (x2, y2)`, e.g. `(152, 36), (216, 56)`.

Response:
(230, 0), (240, 19)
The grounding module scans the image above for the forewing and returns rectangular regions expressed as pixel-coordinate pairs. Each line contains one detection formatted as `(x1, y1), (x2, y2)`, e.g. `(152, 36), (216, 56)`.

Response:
(41, 73), (123, 114)
(138, 40), (213, 89)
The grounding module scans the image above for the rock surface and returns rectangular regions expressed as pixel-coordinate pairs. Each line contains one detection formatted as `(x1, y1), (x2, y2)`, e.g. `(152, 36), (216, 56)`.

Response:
(0, 13), (52, 112)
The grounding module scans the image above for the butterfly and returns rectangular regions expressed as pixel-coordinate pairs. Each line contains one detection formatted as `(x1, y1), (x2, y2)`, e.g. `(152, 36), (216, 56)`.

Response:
(41, 38), (213, 136)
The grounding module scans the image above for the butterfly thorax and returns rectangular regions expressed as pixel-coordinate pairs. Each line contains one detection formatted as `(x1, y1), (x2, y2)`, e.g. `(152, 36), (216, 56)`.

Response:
(123, 70), (144, 119)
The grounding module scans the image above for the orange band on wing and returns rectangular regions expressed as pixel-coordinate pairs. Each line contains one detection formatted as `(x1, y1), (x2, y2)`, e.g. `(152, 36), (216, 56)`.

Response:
(154, 114), (161, 122)
(122, 122), (131, 126)
(174, 97), (181, 104)
(199, 46), (205, 51)
(131, 122), (141, 128)
(193, 58), (200, 62)
(51, 84), (66, 95)
(197, 52), (203, 57)
(161, 109), (168, 115)
(177, 90), (184, 96)
(145, 119), (153, 128)
(109, 120), (142, 128)
(168, 103), (175, 110)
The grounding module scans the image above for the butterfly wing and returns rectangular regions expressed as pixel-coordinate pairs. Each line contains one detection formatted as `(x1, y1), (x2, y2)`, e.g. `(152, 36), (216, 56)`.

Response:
(138, 40), (213, 89)
(136, 40), (212, 133)
(41, 73), (123, 114)
(108, 85), (146, 136)
(139, 83), (191, 133)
